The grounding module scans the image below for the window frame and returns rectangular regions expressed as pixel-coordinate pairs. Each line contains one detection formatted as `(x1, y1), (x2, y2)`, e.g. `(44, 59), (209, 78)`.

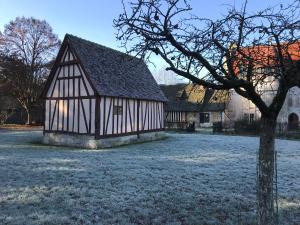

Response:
(113, 105), (123, 116)
(199, 112), (210, 123)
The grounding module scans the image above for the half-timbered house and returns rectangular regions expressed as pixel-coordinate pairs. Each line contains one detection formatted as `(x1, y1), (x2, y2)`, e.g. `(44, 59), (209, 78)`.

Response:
(42, 34), (167, 148)
(160, 84), (228, 130)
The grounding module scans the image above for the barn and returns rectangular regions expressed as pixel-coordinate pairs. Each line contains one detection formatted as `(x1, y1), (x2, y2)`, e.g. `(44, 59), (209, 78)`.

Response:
(41, 34), (167, 148)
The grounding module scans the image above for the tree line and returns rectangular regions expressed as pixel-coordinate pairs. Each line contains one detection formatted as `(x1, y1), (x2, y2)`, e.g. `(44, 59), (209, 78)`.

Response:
(0, 17), (60, 124)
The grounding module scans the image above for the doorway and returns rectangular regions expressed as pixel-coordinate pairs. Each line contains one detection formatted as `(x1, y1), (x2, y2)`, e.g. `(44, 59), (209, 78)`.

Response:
(288, 113), (299, 130)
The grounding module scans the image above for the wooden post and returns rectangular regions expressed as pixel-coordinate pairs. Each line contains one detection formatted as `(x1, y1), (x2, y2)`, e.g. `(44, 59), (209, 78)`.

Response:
(43, 100), (46, 134)
(137, 100), (140, 138)
(95, 96), (100, 139)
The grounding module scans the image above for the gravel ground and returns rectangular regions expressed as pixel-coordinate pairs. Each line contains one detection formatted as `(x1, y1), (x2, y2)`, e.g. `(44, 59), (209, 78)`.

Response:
(0, 131), (299, 225)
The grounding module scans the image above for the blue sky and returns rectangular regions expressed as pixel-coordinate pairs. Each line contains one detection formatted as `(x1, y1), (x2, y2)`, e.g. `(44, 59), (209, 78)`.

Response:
(0, 0), (290, 50)
(0, 0), (293, 82)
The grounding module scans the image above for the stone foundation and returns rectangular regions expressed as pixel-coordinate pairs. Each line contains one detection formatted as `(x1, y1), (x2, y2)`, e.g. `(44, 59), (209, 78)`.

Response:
(43, 131), (166, 149)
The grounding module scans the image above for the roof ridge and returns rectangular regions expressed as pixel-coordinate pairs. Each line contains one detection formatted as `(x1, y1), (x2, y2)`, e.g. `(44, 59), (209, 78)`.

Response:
(65, 33), (140, 62)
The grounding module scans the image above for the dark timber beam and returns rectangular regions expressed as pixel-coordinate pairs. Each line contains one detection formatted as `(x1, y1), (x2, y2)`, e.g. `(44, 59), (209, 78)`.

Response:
(95, 96), (100, 139)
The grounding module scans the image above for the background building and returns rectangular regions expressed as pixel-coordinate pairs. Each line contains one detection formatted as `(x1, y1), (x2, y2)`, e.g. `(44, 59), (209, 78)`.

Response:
(161, 83), (228, 130)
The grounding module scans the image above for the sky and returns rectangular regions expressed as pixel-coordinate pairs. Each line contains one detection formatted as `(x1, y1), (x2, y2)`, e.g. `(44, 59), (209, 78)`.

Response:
(0, 0), (293, 83)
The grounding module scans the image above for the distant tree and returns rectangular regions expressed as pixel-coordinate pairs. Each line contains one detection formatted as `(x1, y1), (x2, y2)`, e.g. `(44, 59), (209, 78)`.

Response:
(0, 17), (60, 124)
(115, 0), (300, 224)
(153, 67), (184, 84)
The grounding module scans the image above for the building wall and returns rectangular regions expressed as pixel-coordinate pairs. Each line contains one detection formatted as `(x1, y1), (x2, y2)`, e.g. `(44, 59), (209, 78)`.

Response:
(44, 46), (96, 134)
(190, 111), (223, 128)
(225, 86), (300, 125)
(165, 111), (223, 129)
(277, 87), (300, 123)
(97, 97), (164, 137)
(165, 111), (187, 123)
(165, 111), (187, 129)
(224, 90), (260, 124)
(44, 45), (165, 137)
(210, 112), (223, 124)
(43, 131), (166, 149)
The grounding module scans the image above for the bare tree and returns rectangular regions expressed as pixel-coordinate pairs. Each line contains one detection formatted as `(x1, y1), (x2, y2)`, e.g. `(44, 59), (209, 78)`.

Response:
(0, 17), (60, 124)
(114, 0), (300, 224)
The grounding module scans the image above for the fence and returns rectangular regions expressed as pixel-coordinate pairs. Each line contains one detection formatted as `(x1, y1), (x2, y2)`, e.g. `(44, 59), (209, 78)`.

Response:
(213, 120), (300, 138)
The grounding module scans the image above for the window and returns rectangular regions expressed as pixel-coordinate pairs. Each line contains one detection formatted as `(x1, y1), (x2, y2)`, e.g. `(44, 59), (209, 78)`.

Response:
(243, 113), (255, 123)
(113, 105), (123, 115)
(243, 113), (249, 121)
(288, 97), (293, 107)
(200, 113), (210, 123)
(249, 113), (254, 123)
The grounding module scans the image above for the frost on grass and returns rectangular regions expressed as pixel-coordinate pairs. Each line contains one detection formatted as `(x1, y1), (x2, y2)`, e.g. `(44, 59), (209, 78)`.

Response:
(0, 131), (299, 225)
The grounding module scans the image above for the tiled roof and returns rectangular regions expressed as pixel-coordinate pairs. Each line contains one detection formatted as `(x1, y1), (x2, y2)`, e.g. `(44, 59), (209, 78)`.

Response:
(66, 34), (167, 102)
(164, 100), (225, 112)
(233, 41), (300, 75)
(160, 83), (228, 112)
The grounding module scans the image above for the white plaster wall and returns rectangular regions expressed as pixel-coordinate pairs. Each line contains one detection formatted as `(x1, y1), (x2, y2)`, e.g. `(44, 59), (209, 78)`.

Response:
(68, 99), (74, 131)
(62, 47), (69, 62)
(74, 64), (81, 76)
(129, 99), (137, 132)
(105, 97), (113, 135)
(226, 86), (300, 124)
(46, 47), (96, 134)
(46, 96), (96, 134)
(45, 100), (49, 130)
(82, 71), (94, 95)
(167, 111), (183, 122)
(96, 98), (164, 137)
(79, 100), (86, 133)
(141, 100), (148, 130)
(48, 69), (59, 97)
(47, 49), (94, 98)
(277, 87), (300, 123)
(69, 64), (74, 77)
(121, 98), (126, 133)
(50, 100), (57, 130)
(159, 102), (164, 128)
(225, 90), (260, 123)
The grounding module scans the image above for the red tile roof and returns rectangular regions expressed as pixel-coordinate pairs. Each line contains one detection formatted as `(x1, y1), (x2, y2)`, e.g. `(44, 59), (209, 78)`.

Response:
(232, 41), (300, 75)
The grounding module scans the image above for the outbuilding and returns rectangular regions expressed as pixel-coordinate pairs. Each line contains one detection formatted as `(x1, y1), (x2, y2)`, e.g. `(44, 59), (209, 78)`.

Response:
(160, 83), (228, 130)
(42, 34), (167, 148)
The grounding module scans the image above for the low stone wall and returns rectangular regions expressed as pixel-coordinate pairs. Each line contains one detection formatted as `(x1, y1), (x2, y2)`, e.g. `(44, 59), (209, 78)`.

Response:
(43, 131), (166, 149)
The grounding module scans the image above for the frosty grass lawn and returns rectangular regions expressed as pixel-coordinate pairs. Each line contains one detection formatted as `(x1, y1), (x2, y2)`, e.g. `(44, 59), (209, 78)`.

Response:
(0, 131), (299, 225)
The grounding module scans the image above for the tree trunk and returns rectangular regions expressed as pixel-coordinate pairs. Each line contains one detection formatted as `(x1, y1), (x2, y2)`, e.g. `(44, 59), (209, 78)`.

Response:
(25, 108), (31, 125)
(257, 115), (277, 225)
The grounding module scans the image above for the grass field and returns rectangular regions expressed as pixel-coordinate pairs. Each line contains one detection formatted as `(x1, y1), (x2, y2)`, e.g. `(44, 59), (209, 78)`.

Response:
(0, 131), (299, 225)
